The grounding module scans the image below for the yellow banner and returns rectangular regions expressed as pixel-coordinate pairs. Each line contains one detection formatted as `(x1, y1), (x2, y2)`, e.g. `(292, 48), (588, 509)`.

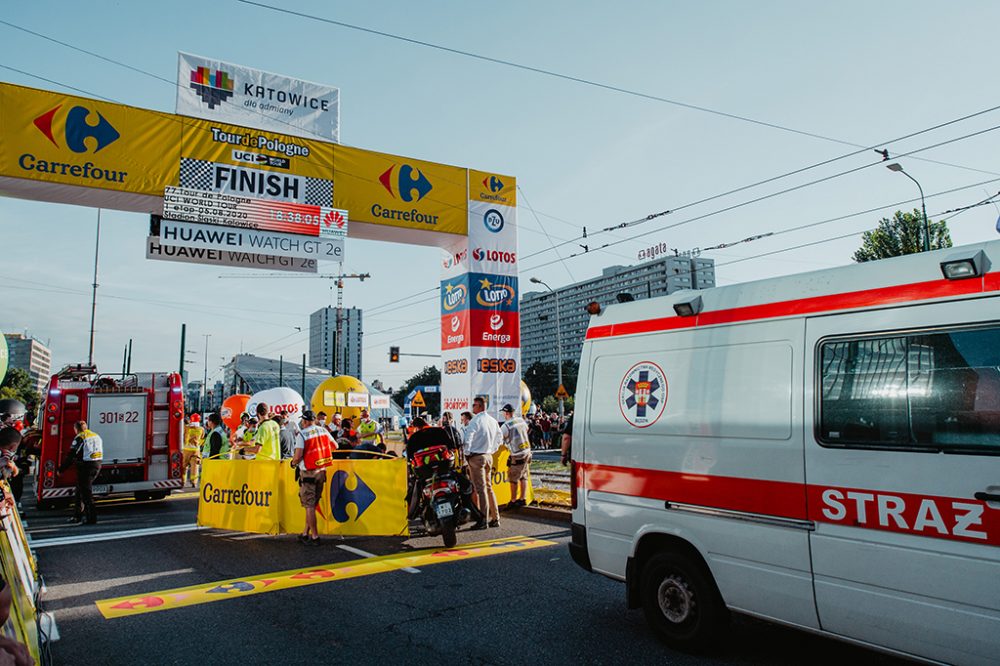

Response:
(490, 448), (535, 506)
(180, 116), (334, 184)
(279, 458), (409, 537)
(0, 82), (180, 196)
(97, 536), (555, 619)
(197, 458), (409, 536)
(469, 169), (516, 208)
(197, 459), (281, 534)
(334, 144), (468, 236)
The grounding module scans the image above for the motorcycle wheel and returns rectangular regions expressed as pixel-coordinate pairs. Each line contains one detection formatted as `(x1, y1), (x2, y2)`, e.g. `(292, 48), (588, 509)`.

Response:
(440, 516), (457, 548)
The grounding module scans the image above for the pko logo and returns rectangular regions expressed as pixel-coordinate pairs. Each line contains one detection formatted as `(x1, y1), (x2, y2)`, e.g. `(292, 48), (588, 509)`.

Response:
(190, 66), (234, 109)
(483, 175), (504, 192)
(379, 164), (432, 202)
(483, 209), (504, 233)
(327, 471), (376, 522)
(33, 105), (120, 153)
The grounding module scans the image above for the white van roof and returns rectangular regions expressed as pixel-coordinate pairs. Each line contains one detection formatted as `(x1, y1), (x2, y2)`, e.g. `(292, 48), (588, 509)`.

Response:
(586, 240), (1000, 340)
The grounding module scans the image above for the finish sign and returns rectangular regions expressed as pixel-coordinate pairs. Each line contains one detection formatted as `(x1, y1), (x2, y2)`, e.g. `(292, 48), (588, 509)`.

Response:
(158, 218), (344, 261)
(163, 186), (347, 238)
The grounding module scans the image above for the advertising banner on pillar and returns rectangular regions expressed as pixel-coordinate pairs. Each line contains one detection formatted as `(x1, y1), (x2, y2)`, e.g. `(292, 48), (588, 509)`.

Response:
(469, 273), (518, 312)
(158, 219), (344, 261)
(176, 53), (340, 143)
(469, 310), (520, 348)
(470, 346), (521, 418)
(441, 310), (470, 351)
(440, 347), (472, 416)
(440, 276), (471, 316)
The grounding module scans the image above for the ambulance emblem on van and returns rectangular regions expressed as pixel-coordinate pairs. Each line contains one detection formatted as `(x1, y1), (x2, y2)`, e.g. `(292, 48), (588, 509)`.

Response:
(619, 361), (667, 428)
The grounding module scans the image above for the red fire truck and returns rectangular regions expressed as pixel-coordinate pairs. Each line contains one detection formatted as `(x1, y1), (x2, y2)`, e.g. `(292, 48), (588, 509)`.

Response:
(35, 364), (185, 509)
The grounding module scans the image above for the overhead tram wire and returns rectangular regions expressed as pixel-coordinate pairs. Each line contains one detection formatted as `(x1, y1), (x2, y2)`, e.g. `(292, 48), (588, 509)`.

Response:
(520, 121), (1000, 273)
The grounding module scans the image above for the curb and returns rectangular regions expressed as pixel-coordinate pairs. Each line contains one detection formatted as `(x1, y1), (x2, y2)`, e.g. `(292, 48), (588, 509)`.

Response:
(515, 505), (571, 523)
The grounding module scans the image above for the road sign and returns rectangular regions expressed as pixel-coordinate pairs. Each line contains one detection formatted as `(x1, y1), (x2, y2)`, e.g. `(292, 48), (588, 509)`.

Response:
(163, 186), (348, 238)
(158, 218), (344, 261)
(555, 384), (569, 400)
(410, 391), (426, 408)
(146, 236), (317, 273)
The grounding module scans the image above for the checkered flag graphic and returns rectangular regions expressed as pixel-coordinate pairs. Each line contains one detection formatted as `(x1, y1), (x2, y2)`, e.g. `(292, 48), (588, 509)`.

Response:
(179, 158), (214, 191)
(305, 179), (333, 207)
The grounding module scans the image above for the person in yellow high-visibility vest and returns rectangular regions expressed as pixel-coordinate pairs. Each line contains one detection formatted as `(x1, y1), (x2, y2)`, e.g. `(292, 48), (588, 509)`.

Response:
(357, 408), (385, 452)
(182, 414), (204, 487)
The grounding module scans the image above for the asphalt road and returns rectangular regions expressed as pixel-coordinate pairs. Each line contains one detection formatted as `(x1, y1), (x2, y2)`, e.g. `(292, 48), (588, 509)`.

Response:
(21, 490), (914, 666)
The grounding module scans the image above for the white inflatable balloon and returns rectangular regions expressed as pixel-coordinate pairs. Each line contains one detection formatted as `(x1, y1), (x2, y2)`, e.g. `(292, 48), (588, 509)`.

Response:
(246, 387), (305, 423)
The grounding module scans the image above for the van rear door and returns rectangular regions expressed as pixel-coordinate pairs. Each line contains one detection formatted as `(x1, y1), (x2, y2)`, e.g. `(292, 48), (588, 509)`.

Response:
(86, 393), (148, 464)
(804, 302), (1000, 665)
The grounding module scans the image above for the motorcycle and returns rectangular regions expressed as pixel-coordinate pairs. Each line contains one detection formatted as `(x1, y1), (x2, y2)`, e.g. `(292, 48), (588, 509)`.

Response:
(410, 444), (476, 547)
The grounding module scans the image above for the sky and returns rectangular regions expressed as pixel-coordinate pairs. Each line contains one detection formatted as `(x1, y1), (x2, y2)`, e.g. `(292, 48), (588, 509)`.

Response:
(3, 1), (1000, 393)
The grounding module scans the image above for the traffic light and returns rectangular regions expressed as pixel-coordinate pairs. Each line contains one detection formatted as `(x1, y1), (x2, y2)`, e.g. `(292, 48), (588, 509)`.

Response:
(389, 346), (400, 363)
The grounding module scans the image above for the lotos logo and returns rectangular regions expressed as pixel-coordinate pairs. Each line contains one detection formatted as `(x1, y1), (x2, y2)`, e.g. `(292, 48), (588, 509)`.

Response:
(33, 105), (120, 153)
(379, 164), (432, 202)
(475, 277), (516, 307)
(328, 471), (376, 522)
(190, 66), (235, 109)
(472, 248), (516, 264)
(489, 314), (503, 331)
(442, 248), (467, 270)
(483, 175), (504, 193)
(324, 210), (346, 229)
(442, 283), (468, 312)
(483, 209), (504, 233)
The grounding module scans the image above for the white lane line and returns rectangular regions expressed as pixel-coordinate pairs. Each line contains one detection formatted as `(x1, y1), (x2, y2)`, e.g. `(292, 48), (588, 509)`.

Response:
(337, 544), (420, 574)
(30, 523), (205, 548)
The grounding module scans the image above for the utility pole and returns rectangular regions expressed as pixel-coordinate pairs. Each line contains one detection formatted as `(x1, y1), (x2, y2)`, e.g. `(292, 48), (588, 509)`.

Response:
(126, 338), (132, 374)
(178, 324), (186, 378)
(300, 353), (306, 397)
(88, 209), (101, 366)
(202, 334), (211, 412)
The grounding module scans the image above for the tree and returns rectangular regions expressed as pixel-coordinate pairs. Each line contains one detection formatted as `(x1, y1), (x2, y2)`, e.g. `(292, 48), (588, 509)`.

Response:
(853, 209), (952, 262)
(0, 368), (39, 408)
(391, 365), (441, 415)
(523, 360), (579, 406)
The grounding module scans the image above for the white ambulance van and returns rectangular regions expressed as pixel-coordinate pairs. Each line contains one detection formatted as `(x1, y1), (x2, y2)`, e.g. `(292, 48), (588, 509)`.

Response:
(569, 242), (1000, 665)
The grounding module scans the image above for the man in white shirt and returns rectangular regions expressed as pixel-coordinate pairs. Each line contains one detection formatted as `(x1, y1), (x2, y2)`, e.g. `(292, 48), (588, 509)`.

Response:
(463, 396), (502, 529)
(500, 404), (532, 508)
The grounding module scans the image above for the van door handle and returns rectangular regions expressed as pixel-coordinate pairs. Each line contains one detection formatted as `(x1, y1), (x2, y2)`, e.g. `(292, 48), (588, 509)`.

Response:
(974, 492), (1000, 502)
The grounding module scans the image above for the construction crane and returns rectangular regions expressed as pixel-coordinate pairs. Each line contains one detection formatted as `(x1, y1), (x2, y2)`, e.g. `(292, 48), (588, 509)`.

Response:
(218, 268), (371, 375)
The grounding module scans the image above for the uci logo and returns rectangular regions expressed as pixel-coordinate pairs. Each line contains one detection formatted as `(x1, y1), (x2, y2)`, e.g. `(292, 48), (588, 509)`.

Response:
(379, 164), (432, 202)
(33, 105), (120, 153)
(327, 471), (376, 523)
(442, 283), (468, 312)
(483, 209), (504, 233)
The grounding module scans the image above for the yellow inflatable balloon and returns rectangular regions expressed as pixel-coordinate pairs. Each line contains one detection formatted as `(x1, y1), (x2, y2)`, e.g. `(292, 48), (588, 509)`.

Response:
(520, 380), (532, 416)
(310, 375), (370, 421)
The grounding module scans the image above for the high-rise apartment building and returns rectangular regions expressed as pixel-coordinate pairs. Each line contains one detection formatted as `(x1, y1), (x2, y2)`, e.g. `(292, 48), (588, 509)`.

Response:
(4, 333), (52, 395)
(309, 307), (363, 379)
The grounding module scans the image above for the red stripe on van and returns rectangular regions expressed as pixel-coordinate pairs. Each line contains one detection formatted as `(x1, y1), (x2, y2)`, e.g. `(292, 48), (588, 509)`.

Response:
(579, 462), (808, 520)
(586, 273), (996, 340)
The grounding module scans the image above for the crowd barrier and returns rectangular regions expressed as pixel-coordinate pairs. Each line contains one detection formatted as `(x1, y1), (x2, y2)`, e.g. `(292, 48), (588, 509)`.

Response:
(197, 448), (533, 537)
(0, 481), (42, 665)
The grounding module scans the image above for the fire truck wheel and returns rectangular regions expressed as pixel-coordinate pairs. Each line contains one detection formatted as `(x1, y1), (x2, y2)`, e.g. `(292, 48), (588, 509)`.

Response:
(640, 550), (728, 651)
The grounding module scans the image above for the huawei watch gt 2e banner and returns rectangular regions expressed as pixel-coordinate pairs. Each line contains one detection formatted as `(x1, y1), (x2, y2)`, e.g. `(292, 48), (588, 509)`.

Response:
(176, 52), (340, 143)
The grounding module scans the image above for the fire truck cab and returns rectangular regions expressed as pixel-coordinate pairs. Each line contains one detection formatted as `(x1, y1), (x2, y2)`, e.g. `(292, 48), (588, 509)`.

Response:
(571, 241), (1000, 665)
(37, 365), (185, 508)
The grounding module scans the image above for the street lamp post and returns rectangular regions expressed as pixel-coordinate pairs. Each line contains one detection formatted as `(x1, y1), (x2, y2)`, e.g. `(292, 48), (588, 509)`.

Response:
(530, 277), (564, 417)
(887, 163), (930, 252)
(202, 334), (211, 412)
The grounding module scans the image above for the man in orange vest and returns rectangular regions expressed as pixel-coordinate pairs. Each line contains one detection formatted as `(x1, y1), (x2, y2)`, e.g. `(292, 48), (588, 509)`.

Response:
(290, 410), (336, 546)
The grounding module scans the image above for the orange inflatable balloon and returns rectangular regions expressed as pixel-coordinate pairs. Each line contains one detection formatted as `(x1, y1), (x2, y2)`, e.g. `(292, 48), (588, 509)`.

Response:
(220, 394), (250, 432)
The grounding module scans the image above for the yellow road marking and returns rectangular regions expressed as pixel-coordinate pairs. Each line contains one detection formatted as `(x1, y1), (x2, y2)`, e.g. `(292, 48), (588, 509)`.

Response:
(96, 535), (555, 619)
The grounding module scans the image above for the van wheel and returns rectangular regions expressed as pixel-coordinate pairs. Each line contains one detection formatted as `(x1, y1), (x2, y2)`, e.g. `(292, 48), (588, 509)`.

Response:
(640, 551), (728, 651)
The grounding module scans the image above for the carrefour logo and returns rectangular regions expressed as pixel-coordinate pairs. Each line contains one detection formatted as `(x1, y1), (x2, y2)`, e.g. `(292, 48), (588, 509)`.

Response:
(379, 164), (432, 202)
(475, 277), (516, 307)
(33, 105), (120, 153)
(484, 175), (504, 192)
(327, 471), (376, 522)
(483, 209), (504, 233)
(20, 104), (127, 184)
(442, 283), (468, 312)
(472, 248), (516, 264)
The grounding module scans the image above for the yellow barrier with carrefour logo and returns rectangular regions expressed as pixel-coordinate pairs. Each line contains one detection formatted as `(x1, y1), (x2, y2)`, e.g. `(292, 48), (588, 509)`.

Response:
(489, 448), (535, 506)
(0, 482), (41, 665)
(198, 458), (408, 536)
